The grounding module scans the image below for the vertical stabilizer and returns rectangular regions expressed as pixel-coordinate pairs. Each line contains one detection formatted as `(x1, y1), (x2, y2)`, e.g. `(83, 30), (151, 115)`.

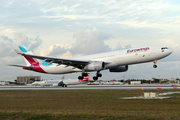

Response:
(61, 75), (65, 80)
(19, 45), (39, 65)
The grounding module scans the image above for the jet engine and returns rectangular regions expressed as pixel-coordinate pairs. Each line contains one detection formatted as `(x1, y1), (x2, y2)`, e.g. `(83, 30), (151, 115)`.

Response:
(109, 65), (128, 72)
(85, 61), (106, 71)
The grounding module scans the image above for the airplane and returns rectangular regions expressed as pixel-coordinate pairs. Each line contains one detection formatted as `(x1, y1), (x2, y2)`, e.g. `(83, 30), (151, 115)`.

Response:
(111, 80), (123, 85)
(31, 81), (42, 86)
(34, 73), (91, 87)
(10, 45), (172, 80)
(98, 81), (106, 85)
(32, 75), (65, 87)
(59, 73), (93, 87)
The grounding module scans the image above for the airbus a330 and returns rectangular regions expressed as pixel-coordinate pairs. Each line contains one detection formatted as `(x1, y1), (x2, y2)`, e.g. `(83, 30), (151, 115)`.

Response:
(10, 45), (172, 80)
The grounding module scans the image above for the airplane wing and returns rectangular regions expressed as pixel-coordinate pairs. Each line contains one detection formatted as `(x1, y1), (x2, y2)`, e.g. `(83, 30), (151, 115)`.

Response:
(14, 49), (91, 69)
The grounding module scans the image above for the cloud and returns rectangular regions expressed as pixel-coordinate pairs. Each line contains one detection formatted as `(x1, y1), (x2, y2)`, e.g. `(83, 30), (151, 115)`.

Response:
(0, 42), (11, 57)
(29, 36), (42, 52)
(71, 28), (112, 55)
(13, 33), (43, 53)
(0, 33), (43, 58)
(14, 33), (29, 47)
(46, 28), (113, 58)
(39, 45), (54, 56)
(49, 44), (72, 56)
(1, 35), (13, 42)
(39, 44), (82, 58)
(114, 44), (132, 50)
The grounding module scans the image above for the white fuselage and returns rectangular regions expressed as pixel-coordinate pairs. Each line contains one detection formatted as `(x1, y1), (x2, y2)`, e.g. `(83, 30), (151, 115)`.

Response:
(99, 81), (122, 85)
(35, 79), (92, 87)
(39, 46), (172, 74)
(63, 79), (91, 85)
(34, 79), (61, 86)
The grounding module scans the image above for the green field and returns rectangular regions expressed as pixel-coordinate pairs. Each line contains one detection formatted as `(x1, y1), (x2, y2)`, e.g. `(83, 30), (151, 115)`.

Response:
(0, 90), (180, 120)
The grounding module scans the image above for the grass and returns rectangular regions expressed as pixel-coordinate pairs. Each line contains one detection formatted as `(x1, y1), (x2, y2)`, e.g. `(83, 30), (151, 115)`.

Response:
(0, 90), (180, 120)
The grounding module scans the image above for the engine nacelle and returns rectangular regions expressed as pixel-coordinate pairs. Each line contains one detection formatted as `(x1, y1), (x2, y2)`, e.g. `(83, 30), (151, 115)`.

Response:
(85, 61), (106, 71)
(109, 65), (128, 72)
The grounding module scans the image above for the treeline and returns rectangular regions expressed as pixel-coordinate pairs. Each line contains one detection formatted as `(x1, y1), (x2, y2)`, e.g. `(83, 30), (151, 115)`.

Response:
(116, 78), (161, 84)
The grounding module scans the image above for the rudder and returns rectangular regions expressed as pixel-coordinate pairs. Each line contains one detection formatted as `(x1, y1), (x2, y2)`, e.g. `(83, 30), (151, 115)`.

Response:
(19, 45), (39, 65)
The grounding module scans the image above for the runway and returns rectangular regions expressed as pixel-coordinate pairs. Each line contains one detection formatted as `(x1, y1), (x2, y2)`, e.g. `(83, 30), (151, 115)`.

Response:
(0, 85), (179, 91)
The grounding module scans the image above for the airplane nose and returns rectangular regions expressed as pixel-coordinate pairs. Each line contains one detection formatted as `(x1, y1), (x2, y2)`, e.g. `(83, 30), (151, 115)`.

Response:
(168, 49), (173, 55)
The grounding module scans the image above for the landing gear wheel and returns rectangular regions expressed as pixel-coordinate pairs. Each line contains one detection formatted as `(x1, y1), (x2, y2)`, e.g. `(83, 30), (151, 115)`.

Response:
(82, 73), (88, 77)
(97, 73), (102, 77)
(93, 76), (98, 81)
(153, 65), (157, 68)
(78, 76), (84, 80)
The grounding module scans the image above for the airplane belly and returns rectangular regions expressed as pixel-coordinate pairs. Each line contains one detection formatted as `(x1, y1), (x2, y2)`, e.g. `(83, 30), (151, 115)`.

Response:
(42, 65), (81, 74)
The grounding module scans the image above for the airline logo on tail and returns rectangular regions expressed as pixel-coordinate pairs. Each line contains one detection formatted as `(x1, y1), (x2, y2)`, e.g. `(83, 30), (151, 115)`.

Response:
(78, 73), (90, 82)
(19, 45), (38, 65)
(61, 75), (65, 80)
(19, 45), (53, 67)
(19, 45), (47, 73)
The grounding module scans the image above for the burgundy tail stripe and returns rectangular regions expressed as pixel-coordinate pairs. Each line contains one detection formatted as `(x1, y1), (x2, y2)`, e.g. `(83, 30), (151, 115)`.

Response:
(25, 56), (39, 64)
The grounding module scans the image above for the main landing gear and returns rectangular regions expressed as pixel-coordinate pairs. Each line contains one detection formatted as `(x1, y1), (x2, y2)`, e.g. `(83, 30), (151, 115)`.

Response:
(78, 72), (88, 80)
(78, 71), (102, 81)
(93, 71), (102, 81)
(153, 60), (157, 68)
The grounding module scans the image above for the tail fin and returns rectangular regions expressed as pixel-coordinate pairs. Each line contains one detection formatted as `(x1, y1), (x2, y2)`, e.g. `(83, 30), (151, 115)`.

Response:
(19, 45), (39, 65)
(61, 75), (65, 80)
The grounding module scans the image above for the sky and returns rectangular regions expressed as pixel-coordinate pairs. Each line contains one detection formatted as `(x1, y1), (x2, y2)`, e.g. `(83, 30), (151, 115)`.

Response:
(0, 0), (180, 81)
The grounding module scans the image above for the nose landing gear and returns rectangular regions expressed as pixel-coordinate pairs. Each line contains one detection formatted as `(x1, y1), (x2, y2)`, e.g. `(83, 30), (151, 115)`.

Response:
(153, 60), (157, 68)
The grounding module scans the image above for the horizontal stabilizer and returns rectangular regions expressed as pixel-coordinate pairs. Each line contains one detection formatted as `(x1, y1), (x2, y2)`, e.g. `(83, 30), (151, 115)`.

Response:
(8, 64), (33, 69)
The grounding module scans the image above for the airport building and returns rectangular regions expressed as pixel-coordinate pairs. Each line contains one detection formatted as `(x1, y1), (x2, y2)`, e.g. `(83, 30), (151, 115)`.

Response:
(130, 81), (141, 85)
(17, 75), (41, 85)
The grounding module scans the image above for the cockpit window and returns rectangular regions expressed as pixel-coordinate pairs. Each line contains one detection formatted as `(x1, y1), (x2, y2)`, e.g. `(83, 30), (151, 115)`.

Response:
(161, 47), (168, 50)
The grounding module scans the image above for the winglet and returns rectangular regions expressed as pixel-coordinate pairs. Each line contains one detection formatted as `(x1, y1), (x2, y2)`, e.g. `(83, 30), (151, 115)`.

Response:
(14, 49), (23, 55)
